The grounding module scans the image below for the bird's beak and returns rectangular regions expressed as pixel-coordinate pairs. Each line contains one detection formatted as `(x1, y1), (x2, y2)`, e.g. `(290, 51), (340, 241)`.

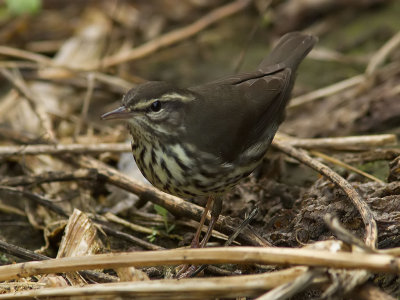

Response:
(101, 106), (132, 120)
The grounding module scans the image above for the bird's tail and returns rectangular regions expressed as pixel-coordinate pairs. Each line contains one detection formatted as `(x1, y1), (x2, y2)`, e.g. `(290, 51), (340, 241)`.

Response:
(242, 32), (317, 152)
(258, 32), (317, 72)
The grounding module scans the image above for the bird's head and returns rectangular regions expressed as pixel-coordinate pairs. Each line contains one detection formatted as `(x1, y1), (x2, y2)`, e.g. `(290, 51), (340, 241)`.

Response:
(101, 81), (194, 139)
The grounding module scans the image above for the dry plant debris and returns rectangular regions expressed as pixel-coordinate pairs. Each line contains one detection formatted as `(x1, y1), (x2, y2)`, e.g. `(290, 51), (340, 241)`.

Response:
(0, 0), (400, 299)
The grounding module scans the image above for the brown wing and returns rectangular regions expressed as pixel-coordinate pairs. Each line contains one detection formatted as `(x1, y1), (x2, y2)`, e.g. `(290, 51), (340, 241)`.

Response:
(185, 69), (289, 162)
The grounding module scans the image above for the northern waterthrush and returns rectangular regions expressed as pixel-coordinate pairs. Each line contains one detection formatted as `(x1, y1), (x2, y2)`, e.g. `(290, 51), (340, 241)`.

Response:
(102, 32), (316, 272)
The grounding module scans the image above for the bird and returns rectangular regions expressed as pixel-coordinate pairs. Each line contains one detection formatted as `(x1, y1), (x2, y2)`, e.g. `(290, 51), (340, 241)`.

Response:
(102, 32), (317, 276)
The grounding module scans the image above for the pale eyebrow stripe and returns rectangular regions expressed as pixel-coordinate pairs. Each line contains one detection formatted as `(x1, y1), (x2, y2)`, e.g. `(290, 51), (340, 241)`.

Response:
(132, 93), (195, 110)
(160, 93), (194, 102)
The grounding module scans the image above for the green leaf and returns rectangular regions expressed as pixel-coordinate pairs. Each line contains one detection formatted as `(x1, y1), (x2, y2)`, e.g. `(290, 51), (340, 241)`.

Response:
(154, 204), (168, 217)
(146, 228), (158, 243)
(6, 0), (41, 15)
(166, 223), (175, 234)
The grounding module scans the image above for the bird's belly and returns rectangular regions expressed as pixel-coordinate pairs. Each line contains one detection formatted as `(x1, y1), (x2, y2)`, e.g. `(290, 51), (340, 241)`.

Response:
(131, 141), (258, 198)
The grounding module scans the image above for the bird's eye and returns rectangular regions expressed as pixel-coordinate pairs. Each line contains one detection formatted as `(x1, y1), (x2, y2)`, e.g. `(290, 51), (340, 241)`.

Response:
(150, 101), (161, 112)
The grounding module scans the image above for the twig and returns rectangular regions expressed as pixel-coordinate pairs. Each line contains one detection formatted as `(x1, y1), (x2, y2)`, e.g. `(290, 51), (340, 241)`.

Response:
(225, 207), (259, 247)
(90, 71), (134, 90)
(272, 139), (377, 249)
(104, 211), (185, 241)
(0, 60), (45, 69)
(276, 133), (397, 150)
(0, 169), (99, 186)
(308, 47), (367, 65)
(0, 143), (131, 157)
(112, 210), (229, 242)
(0, 202), (25, 216)
(288, 74), (365, 109)
(0, 266), (310, 299)
(310, 150), (385, 184)
(366, 30), (400, 76)
(256, 268), (325, 300)
(102, 0), (252, 67)
(100, 225), (163, 251)
(340, 149), (400, 164)
(0, 46), (53, 65)
(104, 212), (162, 237)
(0, 239), (49, 261)
(0, 246), (399, 282)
